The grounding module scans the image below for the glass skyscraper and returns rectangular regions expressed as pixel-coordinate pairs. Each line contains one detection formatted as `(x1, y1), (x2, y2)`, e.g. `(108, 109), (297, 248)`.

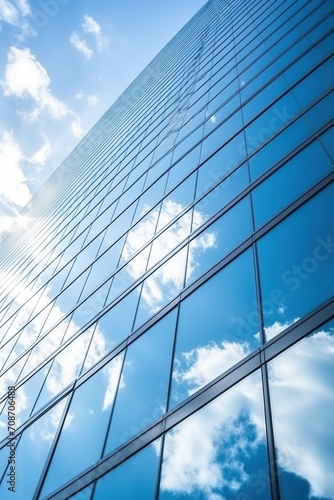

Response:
(0, 0), (333, 498)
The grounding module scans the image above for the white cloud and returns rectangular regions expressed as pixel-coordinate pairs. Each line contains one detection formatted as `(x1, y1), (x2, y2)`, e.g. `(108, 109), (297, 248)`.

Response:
(122, 200), (216, 313)
(15, 0), (31, 16)
(161, 324), (334, 500)
(82, 14), (109, 52)
(75, 92), (99, 106)
(0, 130), (31, 207)
(87, 94), (99, 106)
(269, 329), (334, 499)
(0, 0), (35, 41)
(28, 134), (52, 167)
(264, 318), (299, 340)
(27, 398), (67, 444)
(161, 369), (265, 498)
(2, 47), (70, 119)
(173, 341), (252, 399)
(71, 117), (85, 139)
(69, 31), (93, 60)
(0, 0), (31, 22)
(0, 0), (18, 24)
(82, 14), (101, 36)
(43, 326), (95, 400)
(0, 215), (17, 232)
(0, 239), (122, 439)
(102, 354), (125, 411)
(140, 247), (188, 312)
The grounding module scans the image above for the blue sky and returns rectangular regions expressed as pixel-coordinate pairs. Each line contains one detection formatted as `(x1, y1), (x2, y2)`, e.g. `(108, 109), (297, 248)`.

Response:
(0, 0), (207, 231)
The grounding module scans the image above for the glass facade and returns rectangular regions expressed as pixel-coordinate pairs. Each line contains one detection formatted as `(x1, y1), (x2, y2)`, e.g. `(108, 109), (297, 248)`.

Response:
(0, 0), (333, 498)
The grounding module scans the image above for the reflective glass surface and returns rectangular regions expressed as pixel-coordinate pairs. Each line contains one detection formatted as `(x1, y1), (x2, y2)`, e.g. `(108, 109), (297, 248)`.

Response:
(35, 326), (95, 411)
(94, 440), (161, 499)
(0, 1), (332, 497)
(105, 309), (177, 453)
(186, 196), (252, 285)
(0, 398), (67, 500)
(268, 320), (334, 500)
(160, 371), (270, 499)
(196, 131), (247, 198)
(134, 246), (187, 328)
(41, 353), (124, 497)
(257, 183), (334, 340)
(194, 162), (249, 222)
(248, 115), (313, 181)
(170, 249), (260, 408)
(252, 139), (334, 228)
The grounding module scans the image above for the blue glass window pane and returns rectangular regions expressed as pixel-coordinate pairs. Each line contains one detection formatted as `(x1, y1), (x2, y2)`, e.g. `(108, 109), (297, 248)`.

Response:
(41, 352), (124, 497)
(134, 246), (187, 329)
(243, 76), (288, 124)
(0, 398), (67, 500)
(106, 245), (150, 302)
(252, 139), (334, 228)
(94, 440), (161, 500)
(124, 208), (158, 261)
(320, 126), (334, 163)
(133, 174), (167, 224)
(160, 371), (270, 500)
(186, 196), (252, 285)
(105, 309), (176, 452)
(150, 212), (192, 269)
(305, 92), (334, 134)
(245, 91), (302, 156)
(59, 231), (87, 269)
(318, 29), (334, 54)
(209, 69), (238, 102)
(102, 177), (126, 209)
(249, 115), (313, 181)
(1, 362), (51, 439)
(14, 337), (46, 384)
(102, 203), (136, 250)
(293, 57), (334, 110)
(113, 175), (146, 219)
(91, 289), (138, 352)
(55, 268), (90, 316)
(257, 182), (334, 341)
(21, 325), (67, 382)
(201, 110), (243, 163)
(69, 280), (110, 330)
(272, 29), (312, 74)
(195, 163), (249, 222)
(145, 151), (173, 188)
(205, 94), (240, 132)
(238, 49), (273, 78)
(158, 172), (197, 232)
(283, 45), (329, 88)
(166, 145), (200, 193)
(196, 131), (247, 198)
(63, 233), (104, 290)
(46, 261), (73, 300)
(35, 326), (95, 411)
(240, 60), (282, 102)
(89, 201), (117, 240)
(170, 248), (259, 409)
(83, 236), (125, 295)
(173, 126), (203, 164)
(268, 320), (334, 500)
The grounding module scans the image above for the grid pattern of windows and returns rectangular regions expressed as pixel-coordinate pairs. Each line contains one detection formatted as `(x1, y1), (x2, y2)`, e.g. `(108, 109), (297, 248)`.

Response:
(0, 0), (333, 499)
